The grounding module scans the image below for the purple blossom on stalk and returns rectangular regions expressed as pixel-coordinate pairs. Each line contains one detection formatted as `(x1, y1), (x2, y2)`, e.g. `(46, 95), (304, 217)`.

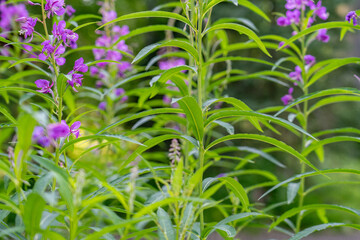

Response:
(47, 120), (70, 140)
(163, 95), (171, 105)
(289, 66), (302, 84)
(0, 3), (29, 38)
(38, 40), (55, 61)
(304, 55), (316, 66)
(65, 5), (76, 16)
(45, 0), (65, 18)
(217, 173), (227, 178)
(90, 66), (99, 76)
(69, 121), (81, 138)
(72, 58), (88, 73)
(346, 11), (358, 26)
(310, 0), (329, 21)
(281, 88), (294, 105)
(316, 29), (330, 43)
(52, 20), (66, 40)
(17, 17), (37, 40)
(278, 41), (289, 49)
(35, 79), (54, 94)
(62, 29), (79, 48)
(98, 102), (106, 110)
(277, 16), (290, 27)
(158, 58), (186, 70)
(32, 126), (50, 147)
(67, 73), (83, 92)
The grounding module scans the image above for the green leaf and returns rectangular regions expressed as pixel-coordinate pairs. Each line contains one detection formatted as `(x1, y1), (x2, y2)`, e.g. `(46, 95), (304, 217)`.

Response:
(0, 87), (56, 106)
(60, 134), (143, 153)
(287, 182), (300, 204)
(275, 88), (360, 117)
(203, 23), (271, 57)
(177, 96), (204, 141)
(214, 225), (236, 238)
(205, 110), (315, 140)
(206, 134), (318, 171)
(279, 22), (360, 50)
(204, 97), (262, 132)
(8, 58), (49, 68)
(289, 223), (360, 240)
(0, 106), (16, 124)
(204, 0), (270, 22)
(98, 11), (194, 30)
(31, 155), (74, 212)
(157, 208), (176, 240)
(172, 159), (183, 197)
(270, 204), (360, 231)
(309, 95), (360, 114)
(220, 177), (249, 211)
(259, 168), (360, 200)
(213, 120), (235, 135)
(307, 58), (360, 87)
(132, 40), (199, 64)
(23, 193), (45, 238)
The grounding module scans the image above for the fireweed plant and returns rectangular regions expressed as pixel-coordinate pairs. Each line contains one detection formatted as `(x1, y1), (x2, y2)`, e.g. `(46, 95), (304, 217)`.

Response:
(1, 0), (360, 239)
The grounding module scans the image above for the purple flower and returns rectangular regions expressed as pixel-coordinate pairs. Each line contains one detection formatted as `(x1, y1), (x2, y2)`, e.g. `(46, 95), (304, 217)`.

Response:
(286, 9), (301, 25)
(18, 17), (37, 40)
(45, 0), (65, 18)
(289, 66), (302, 84)
(113, 25), (129, 36)
(101, 10), (117, 23)
(277, 16), (290, 26)
(70, 121), (81, 138)
(304, 55), (316, 66)
(316, 29), (330, 43)
(52, 20), (66, 40)
(35, 79), (54, 94)
(66, 5), (76, 16)
(72, 58), (88, 73)
(98, 102), (106, 110)
(1, 4), (29, 38)
(159, 58), (186, 70)
(163, 95), (171, 105)
(38, 40), (55, 61)
(32, 126), (50, 147)
(278, 41), (289, 49)
(217, 173), (227, 178)
(281, 88), (294, 105)
(67, 73), (83, 92)
(114, 88), (125, 97)
(54, 44), (66, 65)
(90, 66), (99, 76)
(310, 1), (329, 21)
(62, 29), (78, 48)
(47, 120), (70, 140)
(95, 80), (104, 88)
(346, 11), (358, 26)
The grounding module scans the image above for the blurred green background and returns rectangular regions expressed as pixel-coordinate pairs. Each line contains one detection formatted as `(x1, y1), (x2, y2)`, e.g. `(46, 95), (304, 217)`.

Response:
(2, 0), (360, 234)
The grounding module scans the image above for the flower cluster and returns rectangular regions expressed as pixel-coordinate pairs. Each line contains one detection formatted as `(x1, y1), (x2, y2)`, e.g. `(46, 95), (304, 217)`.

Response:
(67, 57), (89, 92)
(0, 2), (28, 38)
(277, 0), (330, 45)
(32, 121), (81, 147)
(346, 11), (359, 26)
(90, 2), (132, 82)
(277, 0), (328, 27)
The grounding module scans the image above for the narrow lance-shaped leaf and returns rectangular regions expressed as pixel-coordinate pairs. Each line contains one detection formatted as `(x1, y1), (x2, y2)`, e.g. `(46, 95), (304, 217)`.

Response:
(203, 23), (271, 57)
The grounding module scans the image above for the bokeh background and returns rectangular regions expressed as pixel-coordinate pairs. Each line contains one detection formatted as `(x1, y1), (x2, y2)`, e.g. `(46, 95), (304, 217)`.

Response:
(1, 0), (360, 238)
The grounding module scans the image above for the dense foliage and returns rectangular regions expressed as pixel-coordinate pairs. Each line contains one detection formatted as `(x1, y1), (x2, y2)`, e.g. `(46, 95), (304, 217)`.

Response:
(1, 0), (360, 239)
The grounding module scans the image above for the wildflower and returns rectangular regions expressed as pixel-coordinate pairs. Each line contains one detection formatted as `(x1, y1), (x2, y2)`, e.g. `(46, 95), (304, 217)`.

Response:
(32, 126), (51, 147)
(101, 10), (117, 23)
(35, 79), (53, 94)
(67, 73), (83, 92)
(52, 20), (66, 40)
(45, 0), (65, 18)
(163, 95), (171, 105)
(304, 55), (316, 66)
(289, 66), (302, 84)
(281, 88), (294, 105)
(286, 10), (301, 25)
(90, 66), (99, 76)
(159, 58), (186, 70)
(38, 40), (55, 61)
(72, 57), (88, 73)
(66, 5), (75, 16)
(98, 102), (106, 110)
(312, 2), (329, 21)
(62, 29), (78, 48)
(278, 41), (289, 49)
(0, 3), (29, 38)
(346, 11), (358, 26)
(47, 120), (70, 140)
(54, 44), (66, 65)
(277, 16), (290, 26)
(95, 80), (103, 88)
(18, 17), (37, 40)
(316, 29), (330, 43)
(217, 173), (227, 178)
(69, 121), (81, 138)
(113, 25), (129, 36)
